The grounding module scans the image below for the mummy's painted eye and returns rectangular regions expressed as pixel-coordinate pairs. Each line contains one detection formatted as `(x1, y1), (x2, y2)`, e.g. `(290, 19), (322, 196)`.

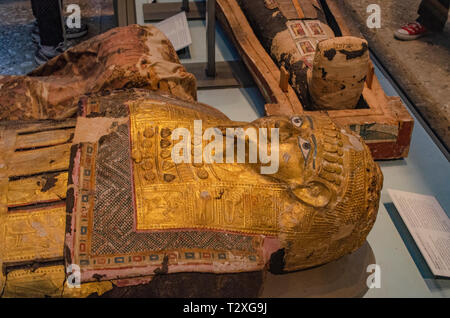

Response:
(298, 136), (311, 163)
(291, 116), (303, 127)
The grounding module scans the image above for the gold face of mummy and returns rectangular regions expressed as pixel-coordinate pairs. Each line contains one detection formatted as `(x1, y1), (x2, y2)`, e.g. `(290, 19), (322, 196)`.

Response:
(247, 115), (323, 179)
(246, 114), (366, 209)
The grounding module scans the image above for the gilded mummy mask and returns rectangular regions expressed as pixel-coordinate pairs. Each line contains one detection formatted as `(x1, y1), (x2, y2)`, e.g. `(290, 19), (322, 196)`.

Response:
(63, 90), (383, 280)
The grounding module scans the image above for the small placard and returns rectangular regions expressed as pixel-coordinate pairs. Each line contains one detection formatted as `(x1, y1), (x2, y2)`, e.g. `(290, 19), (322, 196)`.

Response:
(155, 11), (192, 51)
(388, 189), (450, 278)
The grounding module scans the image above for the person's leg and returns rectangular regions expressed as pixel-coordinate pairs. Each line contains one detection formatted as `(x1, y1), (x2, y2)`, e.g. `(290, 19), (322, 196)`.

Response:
(33, 0), (64, 46)
(32, 0), (88, 44)
(32, 0), (66, 64)
(395, 0), (449, 40)
(417, 0), (450, 31)
(31, 0), (38, 19)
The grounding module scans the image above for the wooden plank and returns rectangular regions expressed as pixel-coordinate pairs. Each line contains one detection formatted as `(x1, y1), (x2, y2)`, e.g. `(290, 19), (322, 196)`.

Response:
(279, 66), (289, 92)
(0, 126), (16, 295)
(3, 205), (66, 263)
(9, 144), (71, 177)
(366, 63), (375, 89)
(0, 119), (76, 135)
(323, 0), (353, 36)
(292, 0), (305, 19)
(7, 172), (68, 208)
(15, 129), (74, 150)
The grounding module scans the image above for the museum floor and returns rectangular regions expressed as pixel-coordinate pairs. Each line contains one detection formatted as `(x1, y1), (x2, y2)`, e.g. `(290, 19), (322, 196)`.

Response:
(0, 0), (449, 298)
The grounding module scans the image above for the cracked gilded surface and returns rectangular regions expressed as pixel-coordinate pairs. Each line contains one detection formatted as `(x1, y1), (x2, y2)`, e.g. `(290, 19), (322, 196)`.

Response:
(2, 205), (66, 263)
(0, 122), (114, 298)
(7, 173), (68, 208)
(127, 99), (381, 242)
(0, 95), (382, 297)
(0, 126), (16, 296)
(0, 14), (383, 295)
(2, 266), (113, 298)
(68, 89), (383, 276)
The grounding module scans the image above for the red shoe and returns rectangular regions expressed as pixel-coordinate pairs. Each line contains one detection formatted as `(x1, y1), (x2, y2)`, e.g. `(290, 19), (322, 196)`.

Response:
(394, 22), (429, 41)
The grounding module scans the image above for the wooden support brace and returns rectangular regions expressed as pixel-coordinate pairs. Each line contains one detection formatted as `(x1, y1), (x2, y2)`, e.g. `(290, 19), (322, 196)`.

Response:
(366, 63), (375, 89)
(279, 66), (290, 93)
(292, 0), (305, 19)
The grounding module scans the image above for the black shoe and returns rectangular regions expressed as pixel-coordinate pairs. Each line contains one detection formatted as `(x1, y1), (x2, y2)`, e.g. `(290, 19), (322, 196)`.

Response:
(35, 42), (67, 65)
(66, 23), (88, 39)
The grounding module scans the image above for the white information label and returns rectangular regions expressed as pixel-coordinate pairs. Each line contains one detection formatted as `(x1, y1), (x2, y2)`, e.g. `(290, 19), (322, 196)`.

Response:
(388, 189), (450, 278)
(155, 11), (192, 51)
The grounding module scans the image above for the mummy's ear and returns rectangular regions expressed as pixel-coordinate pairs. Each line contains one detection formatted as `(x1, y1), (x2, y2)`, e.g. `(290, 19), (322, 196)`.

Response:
(289, 181), (331, 208)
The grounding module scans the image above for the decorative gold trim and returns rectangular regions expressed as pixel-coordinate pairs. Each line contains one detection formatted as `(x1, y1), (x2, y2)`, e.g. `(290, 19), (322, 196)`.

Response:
(7, 173), (68, 207)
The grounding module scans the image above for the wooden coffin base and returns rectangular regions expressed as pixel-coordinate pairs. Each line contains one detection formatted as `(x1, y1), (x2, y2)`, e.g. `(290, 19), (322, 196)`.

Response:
(0, 121), (264, 298)
(216, 0), (414, 160)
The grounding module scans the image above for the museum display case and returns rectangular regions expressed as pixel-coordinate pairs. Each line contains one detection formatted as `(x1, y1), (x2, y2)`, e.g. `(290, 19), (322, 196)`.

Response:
(0, 0), (448, 300)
